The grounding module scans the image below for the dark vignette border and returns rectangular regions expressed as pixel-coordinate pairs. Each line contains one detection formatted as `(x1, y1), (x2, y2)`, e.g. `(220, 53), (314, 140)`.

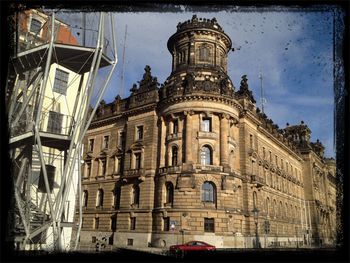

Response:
(0, 0), (348, 263)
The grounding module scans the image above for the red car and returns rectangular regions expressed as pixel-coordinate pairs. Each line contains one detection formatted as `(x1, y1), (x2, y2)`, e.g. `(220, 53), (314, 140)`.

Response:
(169, 241), (216, 255)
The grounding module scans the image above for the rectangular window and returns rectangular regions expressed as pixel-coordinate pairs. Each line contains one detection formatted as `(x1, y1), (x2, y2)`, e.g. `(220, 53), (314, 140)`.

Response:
(88, 139), (94, 152)
(118, 131), (123, 148)
(127, 239), (134, 246)
(116, 157), (121, 173)
(30, 18), (42, 34)
(163, 217), (170, 231)
(202, 118), (211, 132)
(281, 159), (284, 169)
(173, 120), (179, 134)
(94, 217), (99, 229)
(47, 111), (63, 134)
(103, 135), (109, 149)
(275, 155), (278, 166)
(101, 159), (106, 175)
(269, 151), (272, 162)
(38, 165), (56, 193)
(86, 162), (91, 178)
(262, 147), (266, 159)
(92, 236), (96, 243)
(53, 69), (69, 95)
(111, 217), (117, 231)
(130, 217), (136, 230)
(249, 134), (253, 148)
(135, 153), (142, 169)
(204, 218), (215, 232)
(136, 126), (143, 140)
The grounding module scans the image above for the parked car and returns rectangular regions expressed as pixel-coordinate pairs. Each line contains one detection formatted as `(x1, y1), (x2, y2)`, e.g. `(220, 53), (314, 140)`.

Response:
(169, 241), (216, 256)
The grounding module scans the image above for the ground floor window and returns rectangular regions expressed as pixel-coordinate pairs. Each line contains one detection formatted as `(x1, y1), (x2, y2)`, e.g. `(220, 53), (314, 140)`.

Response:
(163, 217), (170, 231)
(130, 217), (136, 230)
(204, 218), (214, 232)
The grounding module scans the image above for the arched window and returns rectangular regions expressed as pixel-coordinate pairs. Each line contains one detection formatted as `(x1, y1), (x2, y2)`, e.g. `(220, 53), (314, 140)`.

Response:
(253, 191), (258, 209)
(132, 185), (140, 205)
(165, 182), (174, 205)
(201, 145), (212, 165)
(82, 190), (88, 208)
(171, 146), (178, 166)
(96, 189), (104, 208)
(199, 46), (210, 62)
(202, 181), (216, 203)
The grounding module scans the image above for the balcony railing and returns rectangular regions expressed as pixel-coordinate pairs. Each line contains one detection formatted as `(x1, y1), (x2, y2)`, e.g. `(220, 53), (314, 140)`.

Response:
(194, 164), (223, 172)
(123, 169), (144, 178)
(197, 131), (218, 139)
(158, 166), (182, 174)
(10, 108), (74, 138)
(166, 132), (182, 141)
(250, 174), (266, 187)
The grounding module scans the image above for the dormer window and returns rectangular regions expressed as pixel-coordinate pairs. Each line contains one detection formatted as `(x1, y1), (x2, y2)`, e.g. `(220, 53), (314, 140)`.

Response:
(30, 18), (42, 34)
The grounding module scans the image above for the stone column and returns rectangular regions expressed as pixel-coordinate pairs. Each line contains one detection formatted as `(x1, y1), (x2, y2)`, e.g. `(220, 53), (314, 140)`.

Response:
(184, 111), (193, 164)
(220, 113), (229, 170)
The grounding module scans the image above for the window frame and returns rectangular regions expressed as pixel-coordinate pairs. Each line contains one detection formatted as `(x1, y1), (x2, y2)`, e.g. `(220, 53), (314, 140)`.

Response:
(47, 111), (63, 134)
(53, 68), (69, 95)
(136, 125), (144, 140)
(103, 135), (109, 149)
(171, 146), (178, 166)
(163, 217), (170, 231)
(88, 139), (94, 152)
(201, 181), (216, 203)
(132, 184), (140, 206)
(130, 217), (136, 230)
(29, 17), (42, 34)
(96, 189), (104, 208)
(165, 182), (174, 205)
(204, 218), (215, 232)
(200, 145), (212, 165)
(135, 152), (142, 170)
(201, 117), (212, 132)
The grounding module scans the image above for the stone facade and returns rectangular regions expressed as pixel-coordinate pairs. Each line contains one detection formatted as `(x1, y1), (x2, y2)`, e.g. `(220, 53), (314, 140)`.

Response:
(74, 15), (336, 249)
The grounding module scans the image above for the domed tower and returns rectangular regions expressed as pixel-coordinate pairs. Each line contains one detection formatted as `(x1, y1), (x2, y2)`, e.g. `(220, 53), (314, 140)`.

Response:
(154, 16), (244, 248)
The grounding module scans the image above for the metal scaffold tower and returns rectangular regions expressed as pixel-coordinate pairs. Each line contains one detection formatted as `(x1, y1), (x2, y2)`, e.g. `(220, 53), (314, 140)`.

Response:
(6, 9), (117, 251)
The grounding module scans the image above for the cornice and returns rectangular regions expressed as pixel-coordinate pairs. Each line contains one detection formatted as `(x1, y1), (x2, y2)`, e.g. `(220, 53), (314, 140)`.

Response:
(158, 94), (243, 113)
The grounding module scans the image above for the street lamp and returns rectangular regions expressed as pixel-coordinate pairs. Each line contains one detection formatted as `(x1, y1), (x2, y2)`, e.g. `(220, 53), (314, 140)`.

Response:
(252, 207), (260, 248)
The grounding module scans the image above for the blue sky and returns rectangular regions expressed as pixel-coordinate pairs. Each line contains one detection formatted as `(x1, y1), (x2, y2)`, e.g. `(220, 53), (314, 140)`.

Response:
(80, 7), (337, 158)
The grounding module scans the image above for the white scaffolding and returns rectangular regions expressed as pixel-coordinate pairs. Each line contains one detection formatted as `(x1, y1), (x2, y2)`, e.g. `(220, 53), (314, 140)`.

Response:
(6, 10), (117, 251)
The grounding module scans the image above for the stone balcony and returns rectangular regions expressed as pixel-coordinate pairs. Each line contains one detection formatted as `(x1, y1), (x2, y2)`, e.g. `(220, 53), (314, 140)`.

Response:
(166, 132), (182, 141)
(197, 131), (218, 139)
(158, 165), (182, 174)
(250, 174), (266, 187)
(123, 169), (145, 179)
(158, 164), (223, 174)
(194, 164), (223, 173)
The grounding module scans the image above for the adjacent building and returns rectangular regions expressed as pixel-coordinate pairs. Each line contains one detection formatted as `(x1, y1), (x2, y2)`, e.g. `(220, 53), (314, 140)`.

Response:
(76, 15), (336, 249)
(7, 9), (115, 250)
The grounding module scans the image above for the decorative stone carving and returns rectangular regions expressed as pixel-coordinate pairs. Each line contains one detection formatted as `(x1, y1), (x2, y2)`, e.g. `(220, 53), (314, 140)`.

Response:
(236, 75), (256, 103)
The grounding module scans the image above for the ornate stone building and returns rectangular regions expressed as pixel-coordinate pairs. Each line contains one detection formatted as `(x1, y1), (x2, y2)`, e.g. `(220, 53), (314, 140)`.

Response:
(74, 15), (336, 249)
